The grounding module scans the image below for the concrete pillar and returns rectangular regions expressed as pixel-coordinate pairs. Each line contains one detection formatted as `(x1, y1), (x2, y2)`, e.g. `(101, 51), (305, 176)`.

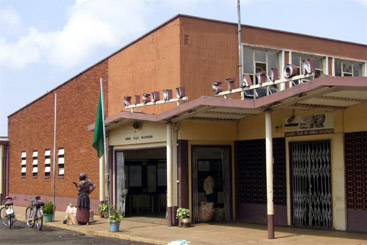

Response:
(332, 133), (346, 230)
(172, 125), (178, 225)
(323, 57), (329, 75)
(166, 123), (173, 226)
(265, 111), (274, 239)
(0, 145), (3, 196)
(99, 157), (105, 201)
(362, 62), (367, 76)
(279, 51), (285, 91)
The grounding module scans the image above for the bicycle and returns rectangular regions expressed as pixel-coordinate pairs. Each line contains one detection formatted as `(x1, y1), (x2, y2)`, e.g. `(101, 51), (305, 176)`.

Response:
(25, 196), (44, 231)
(0, 196), (17, 229)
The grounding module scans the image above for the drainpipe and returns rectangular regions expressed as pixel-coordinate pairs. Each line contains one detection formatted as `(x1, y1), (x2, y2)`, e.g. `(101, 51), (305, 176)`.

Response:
(265, 110), (274, 239)
(166, 122), (173, 226)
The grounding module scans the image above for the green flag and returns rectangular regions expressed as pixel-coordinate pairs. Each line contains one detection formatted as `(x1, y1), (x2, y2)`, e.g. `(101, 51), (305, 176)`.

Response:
(92, 92), (104, 158)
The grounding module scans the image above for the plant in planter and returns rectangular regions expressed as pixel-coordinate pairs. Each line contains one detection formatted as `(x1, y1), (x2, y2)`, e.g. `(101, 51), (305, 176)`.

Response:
(176, 208), (190, 227)
(43, 201), (54, 222)
(98, 202), (108, 218)
(108, 207), (122, 232)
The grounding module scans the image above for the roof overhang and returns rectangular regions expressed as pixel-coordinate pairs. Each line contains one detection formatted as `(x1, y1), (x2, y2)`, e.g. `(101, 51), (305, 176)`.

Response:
(0, 137), (9, 145)
(88, 76), (367, 131)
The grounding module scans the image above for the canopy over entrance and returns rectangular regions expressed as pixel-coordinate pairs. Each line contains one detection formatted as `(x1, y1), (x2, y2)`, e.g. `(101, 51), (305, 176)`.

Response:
(88, 76), (367, 130)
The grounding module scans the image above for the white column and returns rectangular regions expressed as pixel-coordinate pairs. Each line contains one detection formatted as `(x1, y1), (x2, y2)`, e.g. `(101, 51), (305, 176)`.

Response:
(332, 58), (336, 76)
(99, 157), (105, 201)
(0, 145), (3, 195)
(172, 125), (178, 208)
(288, 51), (293, 88)
(332, 133), (346, 230)
(279, 51), (285, 91)
(166, 123), (173, 225)
(362, 62), (367, 76)
(265, 110), (274, 239)
(323, 57), (329, 75)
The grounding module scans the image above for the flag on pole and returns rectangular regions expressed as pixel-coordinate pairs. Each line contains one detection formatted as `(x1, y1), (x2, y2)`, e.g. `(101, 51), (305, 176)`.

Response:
(92, 92), (104, 157)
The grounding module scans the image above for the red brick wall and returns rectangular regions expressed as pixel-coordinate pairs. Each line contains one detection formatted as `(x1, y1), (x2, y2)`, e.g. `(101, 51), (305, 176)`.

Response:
(8, 60), (108, 208)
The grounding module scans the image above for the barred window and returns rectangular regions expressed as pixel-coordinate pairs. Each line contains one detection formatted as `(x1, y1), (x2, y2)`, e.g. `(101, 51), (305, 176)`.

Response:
(58, 148), (64, 177)
(21, 151), (26, 177)
(44, 149), (51, 178)
(32, 150), (38, 177)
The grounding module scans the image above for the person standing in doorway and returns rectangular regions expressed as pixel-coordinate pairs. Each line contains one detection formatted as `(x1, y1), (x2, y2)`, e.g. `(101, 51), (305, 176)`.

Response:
(73, 173), (96, 225)
(204, 175), (215, 203)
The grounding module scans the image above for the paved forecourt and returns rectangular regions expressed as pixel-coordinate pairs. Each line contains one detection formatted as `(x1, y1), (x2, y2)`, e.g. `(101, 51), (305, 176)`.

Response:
(11, 206), (367, 245)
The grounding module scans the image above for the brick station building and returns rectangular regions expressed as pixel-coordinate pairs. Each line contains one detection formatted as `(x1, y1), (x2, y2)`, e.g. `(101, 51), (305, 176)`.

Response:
(5, 15), (367, 233)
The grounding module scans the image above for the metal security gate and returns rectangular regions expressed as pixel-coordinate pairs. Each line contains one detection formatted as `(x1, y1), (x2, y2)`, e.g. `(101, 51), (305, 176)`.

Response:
(290, 141), (332, 229)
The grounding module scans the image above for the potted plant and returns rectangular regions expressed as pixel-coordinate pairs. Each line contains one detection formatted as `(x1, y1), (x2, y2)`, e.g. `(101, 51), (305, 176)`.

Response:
(98, 202), (109, 218)
(176, 208), (190, 227)
(43, 201), (54, 222)
(108, 207), (122, 232)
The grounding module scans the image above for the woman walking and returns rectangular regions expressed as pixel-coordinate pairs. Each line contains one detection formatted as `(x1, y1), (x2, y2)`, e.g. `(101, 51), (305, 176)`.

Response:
(73, 173), (96, 225)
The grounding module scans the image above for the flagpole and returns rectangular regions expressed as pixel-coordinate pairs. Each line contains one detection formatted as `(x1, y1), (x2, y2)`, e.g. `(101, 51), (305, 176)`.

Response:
(52, 93), (57, 221)
(99, 78), (110, 217)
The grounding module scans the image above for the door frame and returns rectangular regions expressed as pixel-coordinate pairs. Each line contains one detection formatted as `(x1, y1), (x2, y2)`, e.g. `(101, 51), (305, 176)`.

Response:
(191, 145), (232, 223)
(114, 147), (166, 215)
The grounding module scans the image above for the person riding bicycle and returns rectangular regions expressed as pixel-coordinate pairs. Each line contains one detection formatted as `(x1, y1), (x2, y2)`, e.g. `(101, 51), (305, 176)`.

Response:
(73, 173), (96, 225)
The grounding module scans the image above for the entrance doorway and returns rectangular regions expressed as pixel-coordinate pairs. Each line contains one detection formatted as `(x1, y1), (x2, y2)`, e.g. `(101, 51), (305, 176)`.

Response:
(192, 146), (231, 223)
(290, 141), (332, 229)
(115, 148), (166, 217)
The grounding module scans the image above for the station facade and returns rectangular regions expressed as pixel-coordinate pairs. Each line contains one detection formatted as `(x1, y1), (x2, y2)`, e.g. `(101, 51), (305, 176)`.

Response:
(6, 15), (367, 232)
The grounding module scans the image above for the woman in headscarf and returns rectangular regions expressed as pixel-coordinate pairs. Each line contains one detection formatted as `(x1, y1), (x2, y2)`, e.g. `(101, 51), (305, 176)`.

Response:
(73, 173), (96, 225)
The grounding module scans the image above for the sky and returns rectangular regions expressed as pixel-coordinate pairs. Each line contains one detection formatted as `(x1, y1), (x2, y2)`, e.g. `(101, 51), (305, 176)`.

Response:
(0, 0), (366, 136)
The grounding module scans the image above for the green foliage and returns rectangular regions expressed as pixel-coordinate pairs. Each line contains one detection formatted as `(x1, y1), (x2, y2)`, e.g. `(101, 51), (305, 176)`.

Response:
(107, 207), (122, 223)
(43, 201), (54, 214)
(176, 208), (190, 219)
(98, 202), (110, 216)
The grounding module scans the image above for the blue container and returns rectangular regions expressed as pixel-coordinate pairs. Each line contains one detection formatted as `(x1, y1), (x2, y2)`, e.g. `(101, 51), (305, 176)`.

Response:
(44, 213), (53, 222)
(110, 222), (120, 232)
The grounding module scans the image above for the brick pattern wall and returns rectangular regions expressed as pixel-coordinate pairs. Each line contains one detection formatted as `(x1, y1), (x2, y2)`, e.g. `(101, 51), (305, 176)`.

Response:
(8, 61), (108, 203)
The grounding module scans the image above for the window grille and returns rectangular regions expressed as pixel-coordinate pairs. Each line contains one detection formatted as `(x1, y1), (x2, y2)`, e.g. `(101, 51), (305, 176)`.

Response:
(58, 148), (64, 176)
(45, 149), (51, 177)
(237, 138), (286, 206)
(32, 150), (38, 177)
(345, 132), (367, 210)
(21, 151), (26, 177)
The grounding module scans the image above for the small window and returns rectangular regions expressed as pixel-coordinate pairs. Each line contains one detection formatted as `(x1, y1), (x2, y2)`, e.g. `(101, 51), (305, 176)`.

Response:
(353, 63), (360, 77)
(58, 148), (64, 177)
(21, 151), (26, 177)
(292, 53), (324, 77)
(32, 150), (38, 177)
(243, 47), (280, 85)
(44, 149), (51, 178)
(335, 59), (363, 77)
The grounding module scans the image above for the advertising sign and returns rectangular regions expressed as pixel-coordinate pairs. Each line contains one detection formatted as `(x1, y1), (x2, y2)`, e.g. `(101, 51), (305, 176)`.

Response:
(284, 112), (334, 137)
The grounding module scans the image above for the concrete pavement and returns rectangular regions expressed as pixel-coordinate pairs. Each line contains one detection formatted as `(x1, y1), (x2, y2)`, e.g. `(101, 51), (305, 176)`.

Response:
(11, 206), (367, 245)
